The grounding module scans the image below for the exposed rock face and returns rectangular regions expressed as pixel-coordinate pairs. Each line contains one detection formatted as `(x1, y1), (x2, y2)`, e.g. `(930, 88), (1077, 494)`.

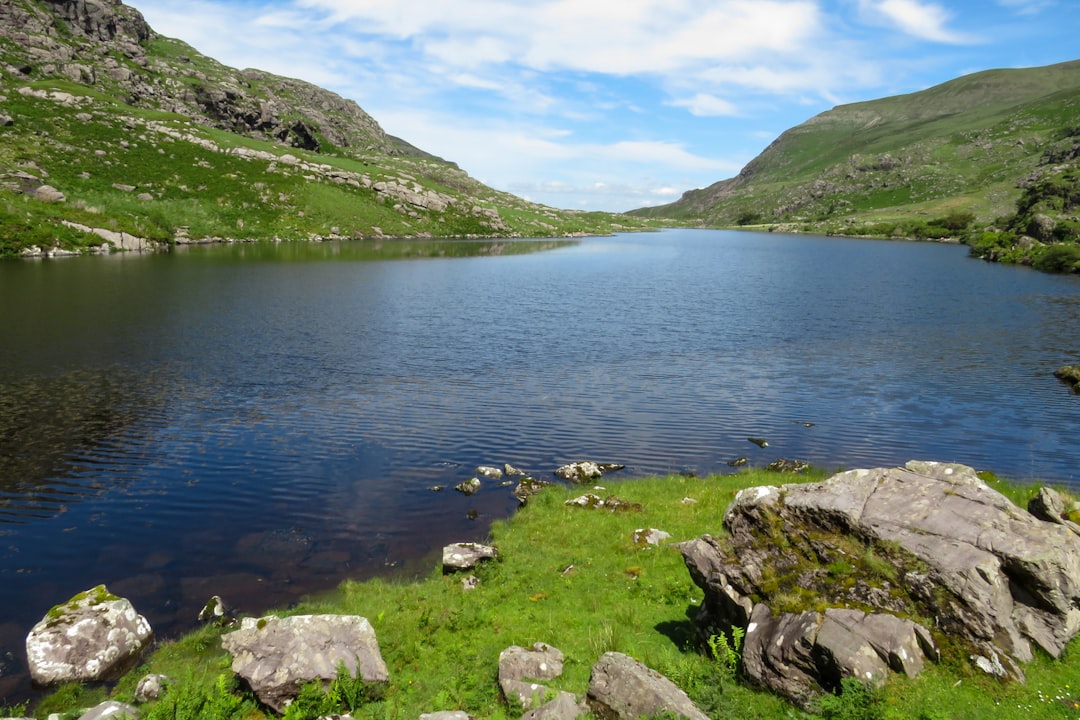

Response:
(25, 585), (152, 686)
(680, 461), (1080, 705)
(0, 0), (398, 157)
(221, 614), (388, 713)
(586, 652), (709, 720)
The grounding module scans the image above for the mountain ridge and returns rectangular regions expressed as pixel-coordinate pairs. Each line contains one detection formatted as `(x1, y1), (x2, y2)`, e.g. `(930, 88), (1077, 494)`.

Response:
(630, 59), (1080, 271)
(0, 0), (650, 256)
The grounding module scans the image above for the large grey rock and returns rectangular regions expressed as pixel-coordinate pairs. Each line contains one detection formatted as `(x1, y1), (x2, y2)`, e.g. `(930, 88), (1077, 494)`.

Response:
(586, 652), (709, 720)
(682, 461), (1080, 704)
(26, 585), (152, 685)
(221, 614), (388, 712)
(498, 642), (569, 710)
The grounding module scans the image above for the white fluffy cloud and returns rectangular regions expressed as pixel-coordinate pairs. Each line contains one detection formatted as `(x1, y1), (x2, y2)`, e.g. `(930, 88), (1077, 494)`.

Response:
(857, 0), (977, 43)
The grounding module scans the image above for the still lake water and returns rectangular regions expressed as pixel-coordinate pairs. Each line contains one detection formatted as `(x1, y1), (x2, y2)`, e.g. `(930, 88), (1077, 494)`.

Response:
(1, 228), (1079, 699)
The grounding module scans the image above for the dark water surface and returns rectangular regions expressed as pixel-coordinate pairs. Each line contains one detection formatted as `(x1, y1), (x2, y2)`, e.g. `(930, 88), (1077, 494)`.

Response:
(2, 230), (1079, 700)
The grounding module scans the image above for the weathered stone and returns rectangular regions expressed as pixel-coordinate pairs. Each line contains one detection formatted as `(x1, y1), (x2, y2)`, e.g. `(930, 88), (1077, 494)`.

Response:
(442, 542), (498, 573)
(512, 477), (552, 504)
(1028, 486), (1080, 535)
(77, 701), (140, 719)
(455, 478), (481, 495)
(554, 461), (624, 483)
(33, 185), (65, 202)
(586, 652), (709, 720)
(765, 458), (810, 474)
(631, 528), (671, 546)
(197, 595), (231, 624)
(520, 695), (587, 720)
(684, 461), (1080, 704)
(498, 642), (566, 710)
(520, 692), (585, 720)
(221, 614), (388, 713)
(565, 493), (604, 508)
(504, 463), (525, 477)
(133, 673), (171, 703)
(476, 465), (503, 479)
(418, 713), (469, 720)
(26, 585), (153, 686)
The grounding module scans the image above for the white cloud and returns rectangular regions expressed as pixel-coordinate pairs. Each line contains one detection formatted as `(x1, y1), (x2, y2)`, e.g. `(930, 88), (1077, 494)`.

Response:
(858, 0), (978, 43)
(670, 93), (740, 117)
(996, 0), (1055, 14)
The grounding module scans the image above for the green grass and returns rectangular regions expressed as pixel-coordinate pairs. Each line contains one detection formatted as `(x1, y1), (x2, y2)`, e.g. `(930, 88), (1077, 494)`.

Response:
(28, 468), (1080, 719)
(0, 78), (654, 257)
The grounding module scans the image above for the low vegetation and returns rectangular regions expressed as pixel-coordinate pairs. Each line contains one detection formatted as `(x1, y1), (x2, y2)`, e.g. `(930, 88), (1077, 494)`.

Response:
(15, 469), (1080, 719)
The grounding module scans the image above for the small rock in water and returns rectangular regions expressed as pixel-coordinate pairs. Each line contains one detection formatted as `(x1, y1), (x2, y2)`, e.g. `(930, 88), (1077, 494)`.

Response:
(728, 456), (749, 467)
(748, 437), (769, 448)
(765, 458), (811, 474)
(455, 478), (481, 495)
(476, 465), (503, 479)
(503, 463), (525, 477)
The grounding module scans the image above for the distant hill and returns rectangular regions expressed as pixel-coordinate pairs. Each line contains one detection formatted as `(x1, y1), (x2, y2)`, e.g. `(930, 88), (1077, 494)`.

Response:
(0, 0), (651, 256)
(629, 60), (1080, 272)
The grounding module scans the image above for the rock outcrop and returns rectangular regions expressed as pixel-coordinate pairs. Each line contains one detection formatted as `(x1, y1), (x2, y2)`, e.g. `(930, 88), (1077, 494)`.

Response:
(25, 585), (152, 686)
(0, 0), (397, 157)
(680, 461), (1080, 706)
(220, 614), (388, 712)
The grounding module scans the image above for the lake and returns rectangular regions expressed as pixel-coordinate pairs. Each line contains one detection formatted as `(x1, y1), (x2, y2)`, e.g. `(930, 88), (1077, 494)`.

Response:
(1, 229), (1078, 701)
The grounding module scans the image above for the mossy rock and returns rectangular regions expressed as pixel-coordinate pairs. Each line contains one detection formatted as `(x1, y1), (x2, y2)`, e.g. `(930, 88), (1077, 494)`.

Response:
(1054, 364), (1080, 390)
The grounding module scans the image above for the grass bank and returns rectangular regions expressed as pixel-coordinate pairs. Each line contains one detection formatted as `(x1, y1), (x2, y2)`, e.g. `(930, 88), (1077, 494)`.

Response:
(16, 469), (1080, 719)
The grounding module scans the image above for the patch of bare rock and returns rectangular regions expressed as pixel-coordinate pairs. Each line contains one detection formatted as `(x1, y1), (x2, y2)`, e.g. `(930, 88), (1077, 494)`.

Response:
(680, 460), (1080, 708)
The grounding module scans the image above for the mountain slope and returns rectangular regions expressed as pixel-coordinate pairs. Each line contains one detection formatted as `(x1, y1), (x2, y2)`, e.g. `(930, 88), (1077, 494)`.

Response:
(630, 60), (1080, 263)
(0, 0), (650, 256)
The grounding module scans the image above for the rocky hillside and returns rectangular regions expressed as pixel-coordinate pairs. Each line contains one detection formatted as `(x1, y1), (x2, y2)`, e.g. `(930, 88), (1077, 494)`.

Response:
(0, 0), (651, 256)
(630, 60), (1080, 270)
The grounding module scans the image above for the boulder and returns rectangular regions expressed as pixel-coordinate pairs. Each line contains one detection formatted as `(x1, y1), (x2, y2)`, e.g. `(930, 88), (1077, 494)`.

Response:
(442, 543), (498, 573)
(586, 652), (709, 720)
(476, 465), (503, 480)
(221, 614), (388, 713)
(26, 585), (152, 686)
(681, 461), (1080, 705)
(554, 462), (624, 483)
(498, 642), (567, 710)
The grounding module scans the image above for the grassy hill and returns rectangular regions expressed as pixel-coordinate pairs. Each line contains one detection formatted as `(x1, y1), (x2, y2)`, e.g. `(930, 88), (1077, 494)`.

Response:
(629, 60), (1080, 272)
(0, 0), (654, 258)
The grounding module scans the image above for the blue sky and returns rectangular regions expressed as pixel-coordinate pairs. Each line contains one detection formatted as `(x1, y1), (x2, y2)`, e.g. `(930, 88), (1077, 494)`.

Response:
(131, 0), (1078, 212)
